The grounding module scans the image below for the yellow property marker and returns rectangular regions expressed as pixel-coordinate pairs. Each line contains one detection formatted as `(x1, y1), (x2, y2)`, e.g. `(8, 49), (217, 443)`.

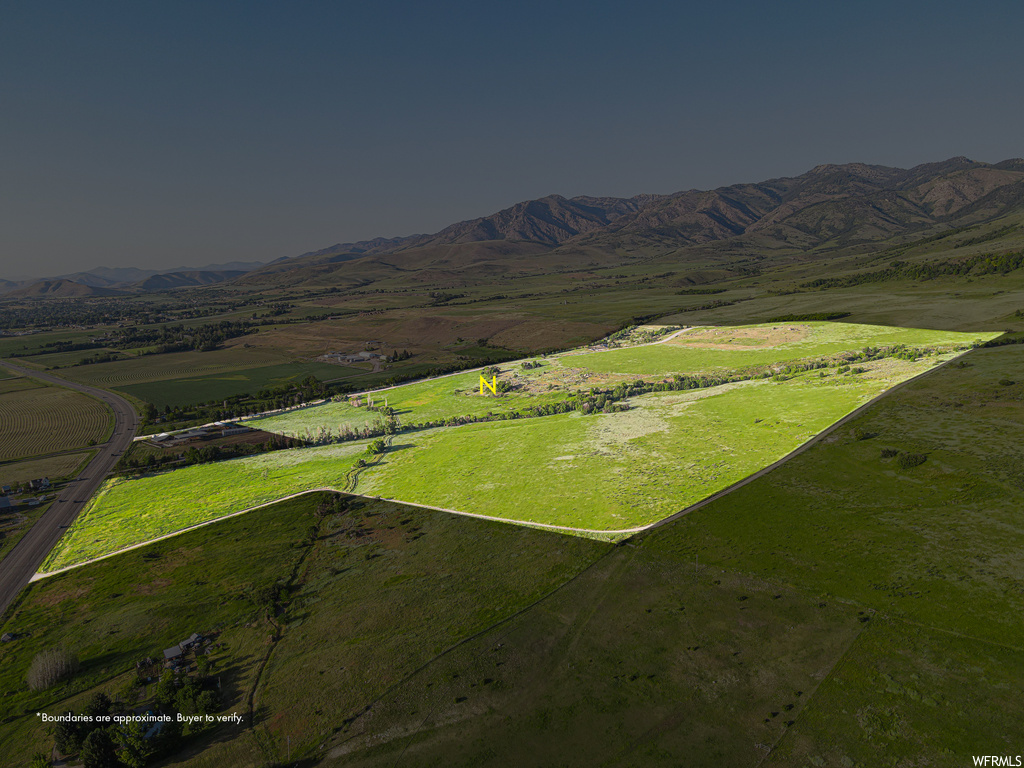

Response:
(479, 374), (497, 395)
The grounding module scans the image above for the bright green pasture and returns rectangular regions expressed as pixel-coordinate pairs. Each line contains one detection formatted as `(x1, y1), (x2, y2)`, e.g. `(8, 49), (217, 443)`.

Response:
(247, 365), (567, 437)
(46, 356), (946, 571)
(43, 443), (365, 571)
(356, 364), (915, 529)
(565, 322), (991, 375)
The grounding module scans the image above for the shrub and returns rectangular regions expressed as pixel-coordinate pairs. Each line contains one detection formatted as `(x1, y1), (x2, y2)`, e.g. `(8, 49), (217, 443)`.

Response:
(880, 448), (900, 459)
(998, 379), (1016, 386)
(896, 452), (927, 469)
(26, 647), (79, 691)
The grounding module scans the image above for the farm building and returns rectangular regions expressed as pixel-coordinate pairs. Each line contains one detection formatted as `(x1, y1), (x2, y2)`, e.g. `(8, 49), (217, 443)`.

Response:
(213, 422), (249, 436)
(322, 350), (385, 364)
(163, 645), (183, 661)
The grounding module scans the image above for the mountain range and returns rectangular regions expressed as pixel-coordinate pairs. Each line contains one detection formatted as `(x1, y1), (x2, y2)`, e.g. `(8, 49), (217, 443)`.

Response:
(0, 262), (267, 297)
(234, 156), (1024, 290)
(5, 157), (1024, 297)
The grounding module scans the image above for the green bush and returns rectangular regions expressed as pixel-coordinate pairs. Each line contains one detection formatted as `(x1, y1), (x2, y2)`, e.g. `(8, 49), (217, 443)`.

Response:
(896, 452), (927, 469)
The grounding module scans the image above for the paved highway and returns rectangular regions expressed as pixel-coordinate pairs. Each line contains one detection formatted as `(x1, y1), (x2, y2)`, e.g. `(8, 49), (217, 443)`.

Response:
(0, 361), (138, 616)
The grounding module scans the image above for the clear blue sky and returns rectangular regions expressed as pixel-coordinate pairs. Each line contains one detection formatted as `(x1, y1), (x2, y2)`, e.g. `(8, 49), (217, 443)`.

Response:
(2, 0), (1022, 276)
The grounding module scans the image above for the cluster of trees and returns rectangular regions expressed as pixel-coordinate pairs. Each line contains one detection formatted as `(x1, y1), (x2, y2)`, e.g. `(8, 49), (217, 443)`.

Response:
(112, 320), (257, 354)
(27, 647), (79, 691)
(140, 375), (330, 431)
(71, 352), (122, 366)
(765, 312), (851, 322)
(1, 297), (246, 335)
(675, 287), (727, 295)
(802, 248), (1024, 290)
(115, 436), (294, 475)
(428, 291), (467, 305)
(44, 678), (219, 768)
(294, 413), (400, 446)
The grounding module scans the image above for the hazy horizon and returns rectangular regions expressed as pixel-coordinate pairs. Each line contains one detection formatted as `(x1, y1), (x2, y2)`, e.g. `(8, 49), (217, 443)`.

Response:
(3, 0), (1023, 277)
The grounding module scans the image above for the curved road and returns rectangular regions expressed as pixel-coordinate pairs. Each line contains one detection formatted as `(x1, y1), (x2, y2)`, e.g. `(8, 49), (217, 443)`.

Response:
(0, 361), (138, 616)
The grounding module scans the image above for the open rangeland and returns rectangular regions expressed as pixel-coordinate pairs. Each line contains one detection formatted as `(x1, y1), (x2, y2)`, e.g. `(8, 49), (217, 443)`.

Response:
(41, 323), (996, 571)
(0, 382), (112, 462)
(1, 341), (1022, 766)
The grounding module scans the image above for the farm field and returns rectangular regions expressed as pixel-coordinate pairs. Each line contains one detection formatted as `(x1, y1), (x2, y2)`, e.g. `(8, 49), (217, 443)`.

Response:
(42, 323), (997, 570)
(0, 376), (42, 396)
(114, 361), (367, 409)
(0, 451), (93, 488)
(0, 382), (112, 462)
(50, 346), (295, 389)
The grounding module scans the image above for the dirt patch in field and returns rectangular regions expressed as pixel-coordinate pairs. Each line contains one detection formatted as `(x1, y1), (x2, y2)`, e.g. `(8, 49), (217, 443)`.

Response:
(132, 578), (173, 596)
(667, 324), (810, 349)
(37, 583), (93, 606)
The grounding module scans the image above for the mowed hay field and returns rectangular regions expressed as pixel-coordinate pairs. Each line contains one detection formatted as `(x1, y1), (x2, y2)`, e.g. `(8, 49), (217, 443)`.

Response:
(0, 451), (93, 487)
(0, 382), (111, 462)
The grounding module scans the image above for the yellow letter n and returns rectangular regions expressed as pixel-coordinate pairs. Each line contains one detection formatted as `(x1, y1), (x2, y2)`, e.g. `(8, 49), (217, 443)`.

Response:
(480, 374), (497, 395)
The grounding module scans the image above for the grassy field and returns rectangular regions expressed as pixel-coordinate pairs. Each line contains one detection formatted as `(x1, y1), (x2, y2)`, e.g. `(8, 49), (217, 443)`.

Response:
(0, 451), (93, 487)
(643, 344), (1024, 646)
(0, 382), (111, 462)
(43, 322), (996, 570)
(0, 494), (607, 767)
(42, 443), (366, 571)
(566, 321), (986, 375)
(355, 362), (922, 529)
(6, 342), (1023, 765)
(115, 361), (367, 408)
(52, 346), (294, 389)
(247, 364), (571, 438)
(0, 376), (43, 396)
